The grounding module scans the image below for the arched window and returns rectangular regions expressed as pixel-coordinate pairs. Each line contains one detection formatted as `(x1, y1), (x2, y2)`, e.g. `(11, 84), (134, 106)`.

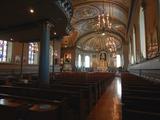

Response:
(116, 54), (121, 68)
(133, 27), (136, 63)
(139, 6), (146, 59)
(49, 45), (53, 65)
(0, 40), (8, 62)
(28, 42), (39, 64)
(84, 55), (90, 68)
(129, 38), (131, 63)
(129, 38), (134, 64)
(78, 54), (82, 68)
(7, 42), (13, 63)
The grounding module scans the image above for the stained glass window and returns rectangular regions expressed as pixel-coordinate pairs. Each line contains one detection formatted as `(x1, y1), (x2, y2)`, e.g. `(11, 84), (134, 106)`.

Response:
(0, 40), (8, 62)
(49, 45), (53, 65)
(28, 42), (38, 64)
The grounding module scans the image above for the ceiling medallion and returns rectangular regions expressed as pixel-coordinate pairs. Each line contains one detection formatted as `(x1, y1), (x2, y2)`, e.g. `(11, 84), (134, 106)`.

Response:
(73, 5), (99, 21)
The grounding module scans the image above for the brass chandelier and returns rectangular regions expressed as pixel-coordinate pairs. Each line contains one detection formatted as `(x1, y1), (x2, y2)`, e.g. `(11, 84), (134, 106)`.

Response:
(96, 0), (112, 35)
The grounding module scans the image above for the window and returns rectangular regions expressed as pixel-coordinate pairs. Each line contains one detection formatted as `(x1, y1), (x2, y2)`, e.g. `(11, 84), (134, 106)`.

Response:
(129, 38), (131, 63)
(116, 54), (121, 68)
(7, 42), (13, 63)
(129, 38), (134, 64)
(78, 54), (82, 68)
(133, 27), (136, 63)
(49, 45), (53, 65)
(84, 55), (90, 68)
(0, 40), (8, 62)
(139, 6), (146, 58)
(28, 42), (38, 64)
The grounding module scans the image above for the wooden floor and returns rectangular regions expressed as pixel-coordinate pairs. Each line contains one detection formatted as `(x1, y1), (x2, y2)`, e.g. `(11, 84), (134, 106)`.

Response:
(88, 77), (122, 120)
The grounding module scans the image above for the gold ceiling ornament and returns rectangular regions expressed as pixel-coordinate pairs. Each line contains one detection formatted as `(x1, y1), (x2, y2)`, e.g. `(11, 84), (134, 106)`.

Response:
(106, 36), (117, 58)
(96, 0), (112, 35)
(76, 32), (121, 53)
(106, 36), (117, 53)
(96, 35), (118, 54)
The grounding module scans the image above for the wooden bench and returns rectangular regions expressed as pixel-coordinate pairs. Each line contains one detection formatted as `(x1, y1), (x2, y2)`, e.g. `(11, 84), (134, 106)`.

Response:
(0, 93), (64, 120)
(53, 79), (100, 101)
(122, 85), (160, 90)
(50, 84), (94, 110)
(123, 96), (160, 113)
(123, 108), (160, 120)
(0, 85), (88, 120)
(53, 72), (114, 95)
(122, 73), (160, 120)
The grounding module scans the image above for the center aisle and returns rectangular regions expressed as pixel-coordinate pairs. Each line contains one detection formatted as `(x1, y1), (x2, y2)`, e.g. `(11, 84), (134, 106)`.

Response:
(87, 77), (122, 120)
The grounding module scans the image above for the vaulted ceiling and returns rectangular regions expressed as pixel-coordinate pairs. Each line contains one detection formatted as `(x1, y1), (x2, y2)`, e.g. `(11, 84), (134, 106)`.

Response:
(62, 0), (131, 52)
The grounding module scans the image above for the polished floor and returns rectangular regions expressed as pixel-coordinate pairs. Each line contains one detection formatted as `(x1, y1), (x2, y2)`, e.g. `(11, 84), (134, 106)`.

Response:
(88, 77), (122, 120)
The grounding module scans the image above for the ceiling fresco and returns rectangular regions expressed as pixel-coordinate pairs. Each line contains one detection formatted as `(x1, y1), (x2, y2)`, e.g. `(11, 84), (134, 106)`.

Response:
(72, 3), (128, 25)
(76, 32), (121, 52)
(72, 0), (130, 9)
(73, 16), (125, 38)
(73, 5), (99, 21)
(62, 0), (131, 52)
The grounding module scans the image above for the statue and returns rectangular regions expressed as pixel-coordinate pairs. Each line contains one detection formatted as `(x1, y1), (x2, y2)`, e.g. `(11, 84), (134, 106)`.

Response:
(100, 52), (106, 60)
(99, 51), (108, 71)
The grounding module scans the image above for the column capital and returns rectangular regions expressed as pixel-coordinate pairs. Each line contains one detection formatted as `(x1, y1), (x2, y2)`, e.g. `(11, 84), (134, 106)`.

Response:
(42, 21), (54, 28)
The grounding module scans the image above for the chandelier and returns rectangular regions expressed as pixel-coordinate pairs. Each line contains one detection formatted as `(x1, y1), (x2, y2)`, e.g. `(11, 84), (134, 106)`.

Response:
(96, 1), (112, 35)
(106, 36), (117, 53)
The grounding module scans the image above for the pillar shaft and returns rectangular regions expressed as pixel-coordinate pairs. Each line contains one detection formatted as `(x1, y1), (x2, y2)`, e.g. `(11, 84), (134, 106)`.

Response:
(39, 22), (50, 86)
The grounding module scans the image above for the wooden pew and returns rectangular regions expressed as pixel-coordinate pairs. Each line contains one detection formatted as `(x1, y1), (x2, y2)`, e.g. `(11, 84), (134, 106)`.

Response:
(52, 72), (114, 101)
(53, 72), (114, 92)
(0, 93), (64, 120)
(122, 89), (160, 99)
(122, 73), (160, 120)
(123, 108), (160, 120)
(123, 96), (160, 113)
(8, 80), (96, 112)
(0, 85), (88, 120)
(50, 84), (94, 111)
(122, 85), (160, 90)
(53, 79), (100, 101)
(0, 72), (115, 120)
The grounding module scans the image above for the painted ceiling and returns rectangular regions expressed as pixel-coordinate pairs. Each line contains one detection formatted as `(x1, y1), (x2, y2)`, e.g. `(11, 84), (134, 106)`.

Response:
(76, 32), (121, 52)
(62, 0), (131, 52)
